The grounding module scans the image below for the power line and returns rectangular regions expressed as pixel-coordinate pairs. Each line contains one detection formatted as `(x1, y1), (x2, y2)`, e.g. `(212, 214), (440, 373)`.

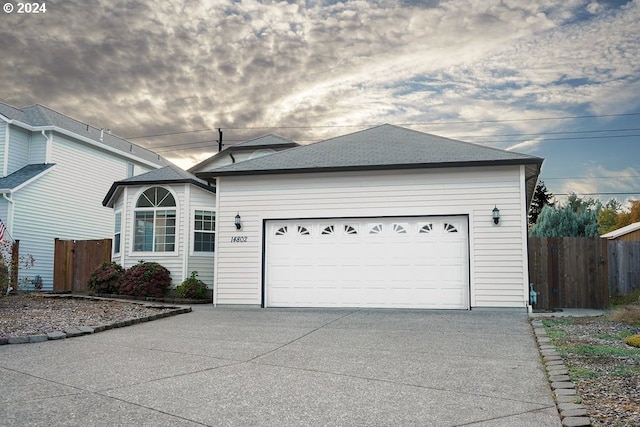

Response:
(544, 175), (640, 180)
(554, 192), (640, 196)
(124, 111), (640, 140)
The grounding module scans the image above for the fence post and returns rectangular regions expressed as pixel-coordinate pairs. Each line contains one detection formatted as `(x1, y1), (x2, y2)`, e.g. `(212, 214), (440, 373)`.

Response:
(10, 239), (19, 291)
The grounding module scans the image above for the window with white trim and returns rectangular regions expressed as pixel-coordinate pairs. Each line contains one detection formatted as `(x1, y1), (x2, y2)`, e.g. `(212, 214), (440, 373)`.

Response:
(114, 211), (122, 254)
(134, 187), (176, 252)
(194, 210), (215, 252)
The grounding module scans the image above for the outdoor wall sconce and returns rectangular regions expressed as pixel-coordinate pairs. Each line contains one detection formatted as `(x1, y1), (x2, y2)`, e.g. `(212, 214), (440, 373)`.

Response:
(492, 206), (500, 225)
(234, 213), (242, 230)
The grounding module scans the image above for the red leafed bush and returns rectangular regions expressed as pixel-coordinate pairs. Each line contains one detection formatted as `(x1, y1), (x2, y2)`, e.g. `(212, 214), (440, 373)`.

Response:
(119, 261), (171, 298)
(87, 262), (124, 294)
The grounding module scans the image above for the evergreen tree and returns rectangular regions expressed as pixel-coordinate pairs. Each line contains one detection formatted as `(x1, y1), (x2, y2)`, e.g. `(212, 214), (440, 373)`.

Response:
(530, 193), (601, 237)
(529, 181), (554, 225)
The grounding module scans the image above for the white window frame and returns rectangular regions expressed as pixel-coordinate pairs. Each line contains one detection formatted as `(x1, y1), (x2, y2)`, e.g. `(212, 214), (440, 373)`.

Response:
(192, 208), (216, 256)
(131, 186), (178, 255)
(113, 210), (122, 254)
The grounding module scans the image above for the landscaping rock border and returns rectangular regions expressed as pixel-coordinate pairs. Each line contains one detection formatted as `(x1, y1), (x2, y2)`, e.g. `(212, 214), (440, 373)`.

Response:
(531, 318), (593, 427)
(0, 294), (191, 346)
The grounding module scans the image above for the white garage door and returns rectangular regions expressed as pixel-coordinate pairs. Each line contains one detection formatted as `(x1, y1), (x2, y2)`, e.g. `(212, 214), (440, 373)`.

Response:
(265, 216), (469, 309)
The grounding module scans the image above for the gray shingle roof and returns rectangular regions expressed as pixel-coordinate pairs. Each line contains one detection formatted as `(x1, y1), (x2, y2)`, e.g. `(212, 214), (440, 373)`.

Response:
(102, 165), (215, 207)
(0, 164), (55, 191)
(198, 124), (543, 177)
(188, 134), (298, 173)
(0, 102), (171, 168)
(233, 134), (298, 149)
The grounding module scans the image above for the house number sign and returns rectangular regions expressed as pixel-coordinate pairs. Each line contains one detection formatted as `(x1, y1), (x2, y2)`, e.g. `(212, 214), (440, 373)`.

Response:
(230, 236), (248, 243)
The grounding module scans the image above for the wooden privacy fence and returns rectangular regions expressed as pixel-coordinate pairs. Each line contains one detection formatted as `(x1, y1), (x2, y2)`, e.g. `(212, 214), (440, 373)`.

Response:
(608, 241), (640, 296)
(528, 237), (609, 310)
(53, 239), (112, 293)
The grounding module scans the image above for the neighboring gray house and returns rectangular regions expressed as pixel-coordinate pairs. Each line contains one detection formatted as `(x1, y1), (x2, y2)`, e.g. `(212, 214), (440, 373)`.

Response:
(102, 165), (216, 287)
(0, 102), (171, 290)
(188, 134), (299, 176)
(196, 124), (544, 310)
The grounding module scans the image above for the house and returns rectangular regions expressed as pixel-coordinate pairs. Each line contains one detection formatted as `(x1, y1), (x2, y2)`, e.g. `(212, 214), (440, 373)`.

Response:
(99, 134), (298, 289)
(0, 102), (171, 290)
(102, 165), (216, 287)
(601, 222), (640, 242)
(195, 124), (544, 310)
(188, 134), (299, 175)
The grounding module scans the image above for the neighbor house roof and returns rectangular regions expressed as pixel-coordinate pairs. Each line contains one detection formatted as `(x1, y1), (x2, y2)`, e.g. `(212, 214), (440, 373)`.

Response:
(197, 124), (543, 178)
(0, 102), (171, 168)
(102, 165), (215, 207)
(601, 222), (640, 239)
(188, 134), (298, 173)
(0, 164), (56, 192)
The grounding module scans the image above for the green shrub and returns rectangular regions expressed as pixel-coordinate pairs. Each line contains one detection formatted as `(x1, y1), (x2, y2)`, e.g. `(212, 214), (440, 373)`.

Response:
(87, 262), (124, 294)
(176, 271), (208, 299)
(119, 261), (170, 298)
(624, 334), (640, 348)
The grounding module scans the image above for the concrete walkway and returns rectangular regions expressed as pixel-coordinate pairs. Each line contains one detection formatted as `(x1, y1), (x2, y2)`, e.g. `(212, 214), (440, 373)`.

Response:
(0, 306), (561, 426)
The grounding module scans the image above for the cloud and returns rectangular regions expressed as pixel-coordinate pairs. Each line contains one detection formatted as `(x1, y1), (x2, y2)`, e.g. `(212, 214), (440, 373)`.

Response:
(0, 0), (638, 170)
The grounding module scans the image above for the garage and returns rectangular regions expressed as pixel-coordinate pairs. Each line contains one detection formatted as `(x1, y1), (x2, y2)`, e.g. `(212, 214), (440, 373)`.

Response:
(265, 216), (469, 309)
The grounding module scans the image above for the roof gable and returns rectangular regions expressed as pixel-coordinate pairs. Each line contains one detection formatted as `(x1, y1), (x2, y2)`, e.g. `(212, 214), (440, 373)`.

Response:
(198, 124), (543, 177)
(188, 133), (298, 173)
(102, 165), (215, 207)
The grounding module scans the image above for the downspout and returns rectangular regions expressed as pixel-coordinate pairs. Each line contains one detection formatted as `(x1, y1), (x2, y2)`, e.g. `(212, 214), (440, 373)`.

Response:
(41, 130), (52, 164)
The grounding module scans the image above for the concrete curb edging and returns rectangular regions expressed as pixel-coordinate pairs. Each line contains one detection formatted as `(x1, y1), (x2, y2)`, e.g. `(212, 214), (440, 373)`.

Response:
(531, 319), (592, 427)
(0, 296), (192, 346)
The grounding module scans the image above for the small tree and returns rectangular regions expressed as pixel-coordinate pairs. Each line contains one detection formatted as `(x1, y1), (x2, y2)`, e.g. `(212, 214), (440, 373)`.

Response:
(529, 181), (555, 226)
(530, 194), (601, 237)
(597, 199), (622, 234)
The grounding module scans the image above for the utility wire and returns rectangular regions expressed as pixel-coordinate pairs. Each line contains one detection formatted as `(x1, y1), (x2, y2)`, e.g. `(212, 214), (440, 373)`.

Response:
(124, 111), (640, 139)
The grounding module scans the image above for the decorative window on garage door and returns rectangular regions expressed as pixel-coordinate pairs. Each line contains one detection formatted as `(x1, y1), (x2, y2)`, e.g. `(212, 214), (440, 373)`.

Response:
(368, 223), (383, 234)
(344, 224), (358, 235)
(393, 223), (408, 234)
(297, 226), (310, 236)
(321, 225), (335, 235)
(419, 223), (433, 234)
(275, 226), (288, 236)
(444, 223), (459, 233)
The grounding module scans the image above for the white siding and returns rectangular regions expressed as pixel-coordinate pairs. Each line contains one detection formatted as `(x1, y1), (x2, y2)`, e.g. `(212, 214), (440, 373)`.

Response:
(7, 126), (30, 174)
(215, 166), (529, 308)
(186, 186), (216, 287)
(116, 183), (216, 288)
(28, 132), (47, 164)
(11, 133), (158, 290)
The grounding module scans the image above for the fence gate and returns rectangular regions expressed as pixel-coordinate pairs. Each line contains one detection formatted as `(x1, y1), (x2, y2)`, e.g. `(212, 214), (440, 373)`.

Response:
(528, 237), (609, 310)
(53, 239), (112, 292)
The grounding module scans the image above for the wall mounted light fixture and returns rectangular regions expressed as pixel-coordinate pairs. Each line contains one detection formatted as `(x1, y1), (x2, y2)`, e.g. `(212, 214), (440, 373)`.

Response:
(492, 206), (500, 225)
(234, 213), (242, 230)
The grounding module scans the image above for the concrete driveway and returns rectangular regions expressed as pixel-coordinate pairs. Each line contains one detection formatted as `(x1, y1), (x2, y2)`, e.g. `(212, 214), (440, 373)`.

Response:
(0, 306), (561, 426)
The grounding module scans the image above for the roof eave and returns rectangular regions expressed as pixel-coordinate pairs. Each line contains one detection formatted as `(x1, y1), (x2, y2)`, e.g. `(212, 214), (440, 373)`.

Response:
(102, 178), (215, 207)
(198, 158), (544, 179)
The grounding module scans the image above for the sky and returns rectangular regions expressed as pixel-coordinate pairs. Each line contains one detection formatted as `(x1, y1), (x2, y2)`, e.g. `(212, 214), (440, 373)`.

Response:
(1, 0), (639, 205)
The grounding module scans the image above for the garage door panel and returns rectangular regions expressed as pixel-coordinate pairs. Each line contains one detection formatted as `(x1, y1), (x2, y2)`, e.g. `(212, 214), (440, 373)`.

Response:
(266, 216), (469, 309)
